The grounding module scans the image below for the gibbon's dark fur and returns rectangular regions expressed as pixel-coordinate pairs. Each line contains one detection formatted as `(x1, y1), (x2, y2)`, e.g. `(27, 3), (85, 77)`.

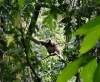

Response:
(33, 38), (65, 61)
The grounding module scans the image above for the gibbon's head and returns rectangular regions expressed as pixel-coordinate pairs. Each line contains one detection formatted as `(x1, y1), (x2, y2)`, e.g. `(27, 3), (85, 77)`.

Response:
(45, 39), (51, 44)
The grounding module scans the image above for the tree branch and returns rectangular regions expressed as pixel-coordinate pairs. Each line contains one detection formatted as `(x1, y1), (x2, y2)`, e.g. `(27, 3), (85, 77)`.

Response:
(28, 3), (41, 35)
(20, 28), (41, 82)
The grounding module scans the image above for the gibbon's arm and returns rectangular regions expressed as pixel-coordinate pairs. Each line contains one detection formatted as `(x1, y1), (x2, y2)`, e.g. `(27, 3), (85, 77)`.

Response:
(32, 37), (46, 46)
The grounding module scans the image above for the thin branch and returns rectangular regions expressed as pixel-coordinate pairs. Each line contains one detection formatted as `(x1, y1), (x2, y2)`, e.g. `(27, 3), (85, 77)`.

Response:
(75, 72), (81, 82)
(20, 28), (41, 82)
(76, 0), (81, 28)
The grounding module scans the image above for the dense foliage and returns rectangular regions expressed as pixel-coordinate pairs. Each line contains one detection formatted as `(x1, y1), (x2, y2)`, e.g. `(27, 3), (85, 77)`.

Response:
(0, 0), (100, 82)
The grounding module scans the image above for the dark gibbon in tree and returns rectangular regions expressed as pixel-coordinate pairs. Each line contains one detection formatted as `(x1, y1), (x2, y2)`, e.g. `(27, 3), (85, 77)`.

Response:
(32, 38), (64, 60)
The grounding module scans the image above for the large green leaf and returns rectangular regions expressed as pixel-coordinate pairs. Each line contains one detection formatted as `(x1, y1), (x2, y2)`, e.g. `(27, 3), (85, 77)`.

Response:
(57, 55), (95, 82)
(80, 24), (100, 55)
(80, 58), (97, 82)
(74, 16), (100, 35)
(93, 63), (100, 82)
(74, 16), (100, 55)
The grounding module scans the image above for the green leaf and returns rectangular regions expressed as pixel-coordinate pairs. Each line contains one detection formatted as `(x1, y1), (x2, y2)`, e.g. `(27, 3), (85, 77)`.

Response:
(0, 0), (3, 2)
(11, 0), (14, 3)
(99, 0), (100, 4)
(83, 0), (88, 4)
(74, 16), (100, 35)
(11, 62), (21, 74)
(80, 58), (97, 82)
(7, 36), (14, 46)
(74, 16), (100, 55)
(93, 63), (100, 82)
(43, 14), (55, 30)
(57, 55), (95, 82)
(19, 0), (26, 8)
(14, 12), (20, 28)
(80, 25), (100, 55)
(9, 47), (22, 55)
